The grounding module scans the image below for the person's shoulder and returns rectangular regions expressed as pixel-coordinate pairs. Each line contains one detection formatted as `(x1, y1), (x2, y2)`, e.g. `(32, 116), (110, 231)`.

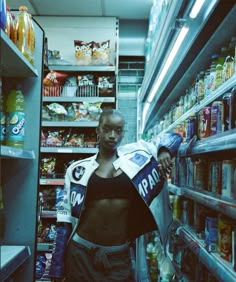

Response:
(66, 155), (95, 171)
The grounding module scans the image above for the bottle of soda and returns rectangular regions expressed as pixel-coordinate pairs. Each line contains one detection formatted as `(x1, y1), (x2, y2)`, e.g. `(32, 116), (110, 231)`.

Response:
(15, 6), (32, 64)
(6, 86), (25, 148)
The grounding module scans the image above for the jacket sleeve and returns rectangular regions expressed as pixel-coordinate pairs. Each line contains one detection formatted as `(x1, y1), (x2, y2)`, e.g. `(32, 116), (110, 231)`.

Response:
(49, 223), (72, 279)
(49, 167), (73, 279)
(154, 132), (183, 157)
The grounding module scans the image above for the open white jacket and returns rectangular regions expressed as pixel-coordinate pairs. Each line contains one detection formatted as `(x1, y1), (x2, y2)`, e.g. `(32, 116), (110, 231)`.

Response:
(49, 133), (183, 279)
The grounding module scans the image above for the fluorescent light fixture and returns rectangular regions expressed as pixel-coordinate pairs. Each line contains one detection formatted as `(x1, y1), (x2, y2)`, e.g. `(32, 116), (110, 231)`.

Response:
(147, 25), (189, 103)
(189, 0), (205, 19)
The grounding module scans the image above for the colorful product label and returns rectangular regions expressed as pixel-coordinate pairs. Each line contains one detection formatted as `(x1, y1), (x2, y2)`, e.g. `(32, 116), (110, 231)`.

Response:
(6, 111), (25, 142)
(0, 111), (6, 142)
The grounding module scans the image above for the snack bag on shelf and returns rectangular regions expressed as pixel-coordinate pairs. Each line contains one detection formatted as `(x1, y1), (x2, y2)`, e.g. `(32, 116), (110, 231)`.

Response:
(92, 40), (110, 65)
(43, 71), (68, 96)
(74, 40), (92, 65)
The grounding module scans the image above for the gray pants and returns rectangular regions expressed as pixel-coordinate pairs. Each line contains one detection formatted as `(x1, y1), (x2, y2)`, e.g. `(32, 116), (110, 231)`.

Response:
(65, 233), (135, 282)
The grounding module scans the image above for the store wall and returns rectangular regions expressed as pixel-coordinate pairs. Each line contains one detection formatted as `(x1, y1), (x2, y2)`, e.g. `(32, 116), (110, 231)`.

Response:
(119, 19), (148, 56)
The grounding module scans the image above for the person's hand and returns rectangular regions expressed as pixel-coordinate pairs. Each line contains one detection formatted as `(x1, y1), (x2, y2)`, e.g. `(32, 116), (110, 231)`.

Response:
(157, 150), (173, 179)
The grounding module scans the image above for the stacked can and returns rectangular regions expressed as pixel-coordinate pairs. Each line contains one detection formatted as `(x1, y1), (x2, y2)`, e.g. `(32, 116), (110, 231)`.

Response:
(210, 101), (223, 135)
(198, 107), (211, 139)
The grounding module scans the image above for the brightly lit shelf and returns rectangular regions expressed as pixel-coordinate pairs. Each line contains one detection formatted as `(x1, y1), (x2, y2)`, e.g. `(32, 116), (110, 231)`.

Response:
(177, 226), (236, 282)
(42, 121), (98, 127)
(0, 245), (31, 281)
(161, 75), (236, 134)
(37, 243), (54, 252)
(168, 183), (236, 220)
(42, 96), (115, 103)
(40, 178), (64, 185)
(40, 147), (98, 154)
(0, 145), (35, 159)
(48, 64), (116, 73)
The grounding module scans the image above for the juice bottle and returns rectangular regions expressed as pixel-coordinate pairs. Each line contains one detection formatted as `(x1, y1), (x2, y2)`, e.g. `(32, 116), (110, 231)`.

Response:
(0, 77), (6, 145)
(6, 87), (25, 148)
(15, 6), (32, 64)
(28, 13), (35, 65)
(5, 6), (16, 43)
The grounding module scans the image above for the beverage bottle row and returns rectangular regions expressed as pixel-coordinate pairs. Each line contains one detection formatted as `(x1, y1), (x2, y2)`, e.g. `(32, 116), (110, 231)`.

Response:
(3, 5), (35, 65)
(0, 82), (25, 148)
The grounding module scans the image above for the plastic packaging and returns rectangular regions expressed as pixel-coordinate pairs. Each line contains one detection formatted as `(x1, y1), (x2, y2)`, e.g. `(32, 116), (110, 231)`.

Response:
(6, 87), (25, 148)
(5, 6), (16, 43)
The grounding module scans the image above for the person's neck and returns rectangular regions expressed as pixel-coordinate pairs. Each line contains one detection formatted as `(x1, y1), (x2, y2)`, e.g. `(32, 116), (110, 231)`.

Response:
(97, 149), (118, 162)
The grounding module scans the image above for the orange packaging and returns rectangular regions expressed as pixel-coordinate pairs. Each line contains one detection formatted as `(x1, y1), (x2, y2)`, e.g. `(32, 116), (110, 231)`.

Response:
(218, 215), (232, 262)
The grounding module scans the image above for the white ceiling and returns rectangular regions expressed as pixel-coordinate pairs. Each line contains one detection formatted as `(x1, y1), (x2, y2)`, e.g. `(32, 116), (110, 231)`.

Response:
(6, 0), (153, 19)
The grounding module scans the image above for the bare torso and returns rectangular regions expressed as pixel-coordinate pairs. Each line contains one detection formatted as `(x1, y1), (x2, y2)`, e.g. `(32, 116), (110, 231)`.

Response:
(77, 156), (131, 245)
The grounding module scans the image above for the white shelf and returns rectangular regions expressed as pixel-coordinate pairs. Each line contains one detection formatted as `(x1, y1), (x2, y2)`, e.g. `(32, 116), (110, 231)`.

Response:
(43, 96), (115, 103)
(0, 245), (31, 281)
(40, 147), (98, 154)
(178, 226), (236, 282)
(42, 120), (98, 127)
(0, 145), (35, 159)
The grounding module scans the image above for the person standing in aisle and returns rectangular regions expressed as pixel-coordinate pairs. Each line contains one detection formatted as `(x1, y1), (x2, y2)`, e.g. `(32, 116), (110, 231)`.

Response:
(49, 109), (182, 282)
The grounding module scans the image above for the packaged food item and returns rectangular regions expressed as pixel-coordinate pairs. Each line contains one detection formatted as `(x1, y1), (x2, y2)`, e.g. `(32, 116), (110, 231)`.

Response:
(46, 102), (67, 120)
(98, 76), (115, 97)
(74, 40), (92, 65)
(210, 101), (223, 135)
(205, 216), (218, 252)
(43, 71), (68, 96)
(222, 89), (236, 131)
(221, 160), (236, 198)
(77, 75), (97, 97)
(92, 40), (110, 65)
(218, 215), (232, 262)
(6, 87), (25, 148)
(209, 161), (222, 194)
(61, 76), (77, 97)
(198, 107), (211, 139)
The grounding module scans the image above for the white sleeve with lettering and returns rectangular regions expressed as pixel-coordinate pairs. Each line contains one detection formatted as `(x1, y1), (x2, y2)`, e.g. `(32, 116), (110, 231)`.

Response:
(57, 166), (73, 223)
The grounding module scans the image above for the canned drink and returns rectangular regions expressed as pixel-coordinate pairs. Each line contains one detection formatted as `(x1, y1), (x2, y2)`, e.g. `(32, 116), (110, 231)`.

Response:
(198, 107), (211, 139)
(210, 101), (223, 135)
(194, 159), (209, 189)
(209, 161), (222, 194)
(222, 160), (236, 198)
(186, 114), (197, 142)
(222, 89), (236, 131)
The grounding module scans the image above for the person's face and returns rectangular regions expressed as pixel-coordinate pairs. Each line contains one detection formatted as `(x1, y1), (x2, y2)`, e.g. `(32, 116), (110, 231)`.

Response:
(97, 114), (125, 151)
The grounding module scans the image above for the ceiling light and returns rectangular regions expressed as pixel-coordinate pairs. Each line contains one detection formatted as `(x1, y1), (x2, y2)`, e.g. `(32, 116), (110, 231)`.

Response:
(189, 0), (205, 19)
(146, 25), (189, 103)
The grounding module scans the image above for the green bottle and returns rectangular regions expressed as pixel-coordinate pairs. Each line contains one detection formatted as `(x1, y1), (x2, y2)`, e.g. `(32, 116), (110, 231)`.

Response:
(6, 87), (25, 148)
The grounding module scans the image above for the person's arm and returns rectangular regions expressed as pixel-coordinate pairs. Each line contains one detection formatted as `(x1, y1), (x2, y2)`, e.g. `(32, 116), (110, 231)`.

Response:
(156, 132), (183, 178)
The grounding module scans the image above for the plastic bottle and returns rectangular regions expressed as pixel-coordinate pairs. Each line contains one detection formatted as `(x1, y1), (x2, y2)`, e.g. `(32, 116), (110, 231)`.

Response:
(15, 6), (32, 64)
(0, 78), (6, 145)
(5, 6), (16, 43)
(6, 87), (25, 148)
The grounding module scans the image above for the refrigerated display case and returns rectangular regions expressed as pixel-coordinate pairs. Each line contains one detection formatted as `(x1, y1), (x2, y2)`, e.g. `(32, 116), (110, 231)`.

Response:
(139, 0), (236, 281)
